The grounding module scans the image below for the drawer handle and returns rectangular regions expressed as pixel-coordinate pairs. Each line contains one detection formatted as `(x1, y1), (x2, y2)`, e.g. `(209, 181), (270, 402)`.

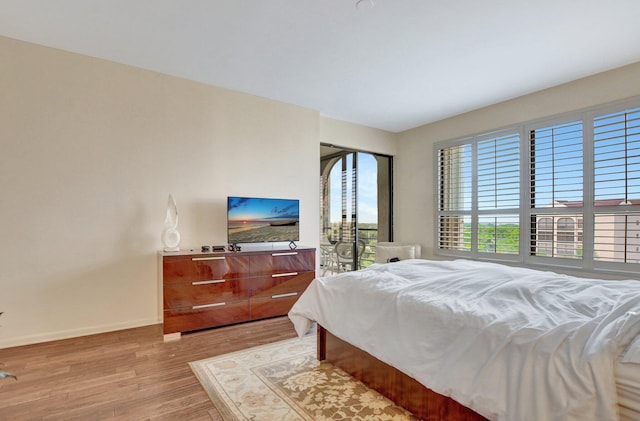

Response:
(272, 252), (298, 256)
(272, 292), (298, 299)
(192, 302), (226, 310)
(191, 256), (226, 261)
(272, 272), (298, 278)
(192, 280), (226, 285)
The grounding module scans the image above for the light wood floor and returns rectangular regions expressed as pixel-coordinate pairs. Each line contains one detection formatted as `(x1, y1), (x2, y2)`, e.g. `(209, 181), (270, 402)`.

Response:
(0, 316), (298, 420)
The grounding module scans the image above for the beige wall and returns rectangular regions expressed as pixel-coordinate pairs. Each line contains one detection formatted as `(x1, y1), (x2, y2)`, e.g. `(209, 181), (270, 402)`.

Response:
(395, 61), (640, 259)
(0, 36), (323, 347)
(320, 117), (397, 156)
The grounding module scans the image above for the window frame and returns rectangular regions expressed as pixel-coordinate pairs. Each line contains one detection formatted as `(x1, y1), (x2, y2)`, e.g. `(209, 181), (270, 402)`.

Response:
(587, 101), (640, 270)
(435, 129), (522, 263)
(435, 137), (473, 257)
(524, 114), (585, 270)
(434, 97), (640, 276)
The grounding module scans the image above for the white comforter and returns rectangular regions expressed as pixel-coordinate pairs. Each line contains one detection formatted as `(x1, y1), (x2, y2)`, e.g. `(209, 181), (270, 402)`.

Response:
(288, 259), (640, 421)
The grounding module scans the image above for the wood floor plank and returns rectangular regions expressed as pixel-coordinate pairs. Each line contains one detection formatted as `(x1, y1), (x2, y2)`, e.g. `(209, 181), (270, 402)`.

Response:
(0, 316), (297, 420)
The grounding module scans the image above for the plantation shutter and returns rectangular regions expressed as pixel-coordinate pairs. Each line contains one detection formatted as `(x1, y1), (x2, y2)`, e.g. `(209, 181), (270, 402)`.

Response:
(593, 107), (640, 264)
(476, 133), (520, 254)
(529, 120), (584, 259)
(437, 144), (471, 251)
(435, 98), (640, 273)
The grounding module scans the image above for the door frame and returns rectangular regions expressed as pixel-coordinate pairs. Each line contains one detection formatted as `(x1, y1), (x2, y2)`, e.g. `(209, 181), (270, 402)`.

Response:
(320, 144), (394, 270)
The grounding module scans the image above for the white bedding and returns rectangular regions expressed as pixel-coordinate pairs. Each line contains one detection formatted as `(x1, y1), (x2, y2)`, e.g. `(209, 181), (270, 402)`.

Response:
(617, 361), (640, 421)
(288, 259), (640, 421)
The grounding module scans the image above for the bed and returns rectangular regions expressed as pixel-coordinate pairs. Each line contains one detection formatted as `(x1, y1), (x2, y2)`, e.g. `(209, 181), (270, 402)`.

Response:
(288, 259), (640, 421)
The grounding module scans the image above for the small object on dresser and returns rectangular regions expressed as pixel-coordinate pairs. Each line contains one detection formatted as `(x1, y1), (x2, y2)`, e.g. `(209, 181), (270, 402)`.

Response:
(212, 245), (226, 251)
(201, 245), (211, 252)
(161, 194), (181, 251)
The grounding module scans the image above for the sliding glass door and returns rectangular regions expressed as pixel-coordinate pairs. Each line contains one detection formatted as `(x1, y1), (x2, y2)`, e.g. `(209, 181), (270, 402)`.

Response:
(320, 145), (392, 274)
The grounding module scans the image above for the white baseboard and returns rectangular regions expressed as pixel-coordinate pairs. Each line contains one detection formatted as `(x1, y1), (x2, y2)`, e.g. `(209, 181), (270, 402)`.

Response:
(0, 317), (161, 348)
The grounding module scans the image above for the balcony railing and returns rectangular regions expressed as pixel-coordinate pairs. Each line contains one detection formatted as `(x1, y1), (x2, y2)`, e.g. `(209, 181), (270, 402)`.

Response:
(320, 225), (378, 274)
(358, 227), (378, 268)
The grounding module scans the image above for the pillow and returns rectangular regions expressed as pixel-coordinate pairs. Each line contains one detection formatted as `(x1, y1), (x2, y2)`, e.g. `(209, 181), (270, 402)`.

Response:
(375, 243), (419, 263)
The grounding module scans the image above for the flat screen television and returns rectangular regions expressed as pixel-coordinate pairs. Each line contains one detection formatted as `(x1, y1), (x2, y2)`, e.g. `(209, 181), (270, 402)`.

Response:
(227, 196), (300, 245)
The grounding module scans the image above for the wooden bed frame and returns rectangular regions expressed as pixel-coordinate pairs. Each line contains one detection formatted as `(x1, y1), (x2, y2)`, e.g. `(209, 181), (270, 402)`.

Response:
(317, 325), (488, 421)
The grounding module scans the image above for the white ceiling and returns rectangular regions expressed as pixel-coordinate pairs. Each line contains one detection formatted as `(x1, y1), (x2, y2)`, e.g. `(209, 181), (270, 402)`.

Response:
(2, 0), (640, 133)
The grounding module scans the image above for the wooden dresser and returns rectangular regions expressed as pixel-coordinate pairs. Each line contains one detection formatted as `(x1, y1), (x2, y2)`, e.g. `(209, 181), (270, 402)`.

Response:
(161, 247), (315, 338)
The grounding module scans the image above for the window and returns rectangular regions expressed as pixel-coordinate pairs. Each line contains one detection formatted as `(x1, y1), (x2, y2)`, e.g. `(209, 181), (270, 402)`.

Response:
(529, 119), (583, 260)
(438, 215), (471, 251)
(435, 99), (640, 273)
(438, 143), (471, 251)
(593, 107), (640, 264)
(437, 132), (520, 257)
(532, 215), (582, 258)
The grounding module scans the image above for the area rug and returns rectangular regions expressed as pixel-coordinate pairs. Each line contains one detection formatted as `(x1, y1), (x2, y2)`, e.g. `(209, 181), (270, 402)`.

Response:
(189, 335), (417, 420)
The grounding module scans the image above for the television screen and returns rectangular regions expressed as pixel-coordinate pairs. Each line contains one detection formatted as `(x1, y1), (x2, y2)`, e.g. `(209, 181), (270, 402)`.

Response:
(227, 196), (300, 244)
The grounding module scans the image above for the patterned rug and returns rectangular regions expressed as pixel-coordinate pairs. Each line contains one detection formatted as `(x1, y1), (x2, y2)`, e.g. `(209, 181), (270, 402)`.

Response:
(189, 335), (417, 420)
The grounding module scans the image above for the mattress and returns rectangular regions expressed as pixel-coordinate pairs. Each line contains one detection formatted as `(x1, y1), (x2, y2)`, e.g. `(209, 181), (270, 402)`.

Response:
(617, 360), (640, 421)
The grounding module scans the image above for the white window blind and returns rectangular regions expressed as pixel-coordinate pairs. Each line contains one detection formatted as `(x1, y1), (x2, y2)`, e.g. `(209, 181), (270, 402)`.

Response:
(593, 213), (640, 263)
(593, 107), (640, 264)
(530, 214), (583, 258)
(529, 120), (583, 260)
(437, 133), (520, 256)
(529, 121), (584, 208)
(438, 144), (471, 212)
(476, 134), (520, 254)
(477, 135), (520, 210)
(437, 144), (471, 251)
(477, 215), (519, 254)
(438, 215), (471, 251)
(435, 98), (640, 274)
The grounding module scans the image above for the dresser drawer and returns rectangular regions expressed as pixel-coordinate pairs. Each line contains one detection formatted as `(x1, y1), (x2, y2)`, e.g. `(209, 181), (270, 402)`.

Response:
(163, 254), (251, 284)
(249, 271), (314, 298)
(250, 249), (315, 275)
(163, 300), (250, 334)
(163, 278), (250, 309)
(250, 294), (301, 320)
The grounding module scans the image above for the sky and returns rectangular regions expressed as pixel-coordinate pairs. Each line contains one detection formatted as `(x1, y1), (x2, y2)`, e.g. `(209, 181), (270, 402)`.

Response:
(328, 153), (378, 224)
